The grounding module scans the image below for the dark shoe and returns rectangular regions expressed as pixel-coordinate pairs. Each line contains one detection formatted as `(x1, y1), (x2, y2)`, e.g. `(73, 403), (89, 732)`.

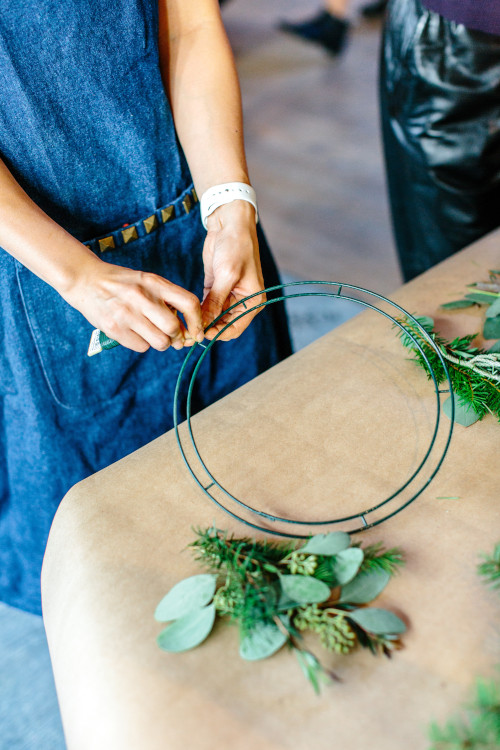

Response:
(279, 11), (350, 56)
(360, 0), (388, 18)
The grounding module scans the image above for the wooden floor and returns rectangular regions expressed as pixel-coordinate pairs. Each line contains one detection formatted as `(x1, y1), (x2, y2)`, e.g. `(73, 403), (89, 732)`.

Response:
(223, 0), (402, 294)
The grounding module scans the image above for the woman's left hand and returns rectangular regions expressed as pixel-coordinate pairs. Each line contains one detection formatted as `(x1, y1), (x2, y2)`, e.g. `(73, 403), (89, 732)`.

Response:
(201, 200), (266, 340)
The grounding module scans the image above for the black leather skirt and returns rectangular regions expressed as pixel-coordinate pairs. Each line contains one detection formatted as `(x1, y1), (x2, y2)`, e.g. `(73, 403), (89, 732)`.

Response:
(380, 0), (500, 280)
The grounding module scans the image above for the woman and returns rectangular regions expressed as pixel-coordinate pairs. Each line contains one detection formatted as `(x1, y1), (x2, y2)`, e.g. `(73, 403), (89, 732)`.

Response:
(0, 0), (291, 614)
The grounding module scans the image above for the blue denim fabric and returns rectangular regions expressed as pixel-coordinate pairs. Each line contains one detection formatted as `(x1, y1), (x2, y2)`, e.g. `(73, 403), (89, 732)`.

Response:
(0, 0), (191, 240)
(0, 1), (291, 613)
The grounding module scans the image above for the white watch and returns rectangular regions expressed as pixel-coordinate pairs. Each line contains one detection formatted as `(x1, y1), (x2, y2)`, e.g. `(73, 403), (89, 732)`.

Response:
(200, 182), (258, 229)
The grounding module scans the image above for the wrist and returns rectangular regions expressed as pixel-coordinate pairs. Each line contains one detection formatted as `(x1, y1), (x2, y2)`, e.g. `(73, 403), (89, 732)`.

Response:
(205, 199), (257, 230)
(55, 243), (104, 301)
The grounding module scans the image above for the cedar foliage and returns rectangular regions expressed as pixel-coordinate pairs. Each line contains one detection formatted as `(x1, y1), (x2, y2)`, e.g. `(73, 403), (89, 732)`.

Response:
(396, 316), (500, 422)
(427, 544), (500, 749)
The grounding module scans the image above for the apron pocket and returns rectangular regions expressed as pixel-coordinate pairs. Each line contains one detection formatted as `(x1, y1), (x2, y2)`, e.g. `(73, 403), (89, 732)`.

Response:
(15, 261), (173, 412)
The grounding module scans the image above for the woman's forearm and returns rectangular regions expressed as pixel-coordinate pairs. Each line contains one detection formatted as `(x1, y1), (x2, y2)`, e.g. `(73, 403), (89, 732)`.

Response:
(158, 0), (266, 339)
(0, 157), (102, 295)
(0, 158), (204, 349)
(159, 0), (251, 196)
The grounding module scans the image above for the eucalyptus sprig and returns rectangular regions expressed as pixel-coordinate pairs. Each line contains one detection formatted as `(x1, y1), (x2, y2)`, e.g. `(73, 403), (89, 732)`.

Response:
(440, 268), (500, 342)
(155, 528), (406, 693)
(396, 315), (500, 426)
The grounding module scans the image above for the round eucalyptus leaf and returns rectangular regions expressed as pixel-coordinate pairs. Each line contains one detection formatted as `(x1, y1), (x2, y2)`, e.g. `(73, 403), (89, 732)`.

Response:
(485, 296), (500, 318)
(279, 574), (331, 604)
(154, 574), (217, 622)
(239, 620), (287, 661)
(300, 532), (351, 556)
(156, 604), (216, 652)
(465, 291), (497, 305)
(277, 591), (301, 612)
(338, 569), (390, 604)
(331, 547), (364, 585)
(483, 315), (500, 340)
(442, 395), (480, 427)
(348, 607), (406, 635)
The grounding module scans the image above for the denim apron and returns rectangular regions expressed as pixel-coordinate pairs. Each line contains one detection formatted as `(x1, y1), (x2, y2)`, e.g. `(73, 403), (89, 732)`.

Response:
(0, 1), (291, 613)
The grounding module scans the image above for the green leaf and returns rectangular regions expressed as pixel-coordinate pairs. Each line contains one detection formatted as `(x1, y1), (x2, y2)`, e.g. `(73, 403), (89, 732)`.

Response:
(239, 620), (288, 661)
(300, 531), (351, 556)
(348, 607), (406, 635)
(276, 590), (301, 612)
(338, 569), (390, 604)
(279, 574), (331, 604)
(488, 339), (500, 353)
(440, 299), (475, 310)
(442, 394), (480, 427)
(154, 574), (217, 622)
(483, 315), (500, 340)
(331, 547), (364, 585)
(465, 291), (498, 305)
(157, 604), (216, 652)
(294, 649), (331, 694)
(485, 296), (500, 318)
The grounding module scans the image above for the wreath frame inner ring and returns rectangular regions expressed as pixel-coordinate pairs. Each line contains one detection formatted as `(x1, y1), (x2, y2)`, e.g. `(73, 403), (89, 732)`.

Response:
(174, 281), (454, 537)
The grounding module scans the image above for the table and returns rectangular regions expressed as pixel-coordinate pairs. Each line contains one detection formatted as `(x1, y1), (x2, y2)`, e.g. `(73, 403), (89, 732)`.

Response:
(42, 233), (500, 750)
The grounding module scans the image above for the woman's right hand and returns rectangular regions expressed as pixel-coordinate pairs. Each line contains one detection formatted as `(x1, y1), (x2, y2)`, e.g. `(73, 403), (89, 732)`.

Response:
(0, 158), (203, 353)
(62, 255), (205, 353)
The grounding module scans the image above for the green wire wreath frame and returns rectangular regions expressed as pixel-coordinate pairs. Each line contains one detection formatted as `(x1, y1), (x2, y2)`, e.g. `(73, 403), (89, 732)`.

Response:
(174, 281), (454, 537)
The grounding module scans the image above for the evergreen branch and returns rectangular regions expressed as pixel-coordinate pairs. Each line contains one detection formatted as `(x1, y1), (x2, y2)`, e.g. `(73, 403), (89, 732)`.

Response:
(428, 676), (500, 749)
(427, 543), (500, 749)
(356, 542), (405, 576)
(478, 544), (500, 591)
(395, 317), (500, 422)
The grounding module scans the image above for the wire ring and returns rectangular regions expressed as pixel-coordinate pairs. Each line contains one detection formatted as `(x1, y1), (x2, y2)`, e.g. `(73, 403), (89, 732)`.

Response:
(174, 281), (454, 537)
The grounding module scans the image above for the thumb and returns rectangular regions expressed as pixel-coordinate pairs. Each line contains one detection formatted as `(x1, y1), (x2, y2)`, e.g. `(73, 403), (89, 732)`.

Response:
(201, 278), (234, 333)
(202, 287), (228, 330)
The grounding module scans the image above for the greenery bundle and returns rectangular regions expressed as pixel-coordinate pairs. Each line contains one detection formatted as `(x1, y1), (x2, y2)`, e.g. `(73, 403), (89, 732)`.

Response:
(427, 543), (500, 749)
(155, 528), (406, 692)
(396, 316), (500, 427)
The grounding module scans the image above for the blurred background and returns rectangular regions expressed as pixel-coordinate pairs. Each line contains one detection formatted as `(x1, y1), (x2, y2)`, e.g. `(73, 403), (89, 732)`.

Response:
(225, 0), (400, 293)
(222, 0), (401, 349)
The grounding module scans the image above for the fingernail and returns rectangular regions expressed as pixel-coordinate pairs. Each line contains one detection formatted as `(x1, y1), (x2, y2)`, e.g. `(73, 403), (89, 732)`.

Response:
(196, 331), (205, 343)
(184, 337), (194, 347)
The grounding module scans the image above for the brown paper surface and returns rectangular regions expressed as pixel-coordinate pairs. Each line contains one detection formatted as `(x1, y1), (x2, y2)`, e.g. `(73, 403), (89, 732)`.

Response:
(42, 233), (500, 750)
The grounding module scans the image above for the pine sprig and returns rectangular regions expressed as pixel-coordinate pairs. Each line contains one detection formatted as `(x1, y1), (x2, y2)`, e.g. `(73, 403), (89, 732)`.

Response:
(191, 526), (292, 574)
(427, 542), (500, 749)
(396, 316), (500, 422)
(428, 676), (500, 749)
(478, 543), (500, 591)
(356, 542), (405, 576)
